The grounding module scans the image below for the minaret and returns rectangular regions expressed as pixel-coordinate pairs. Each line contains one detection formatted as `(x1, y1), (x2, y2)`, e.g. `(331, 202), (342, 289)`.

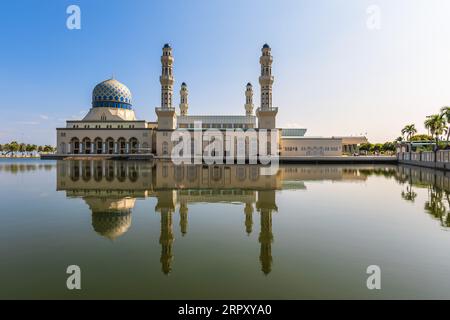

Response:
(179, 82), (188, 116)
(156, 44), (177, 154)
(245, 83), (254, 116)
(160, 43), (174, 109)
(256, 44), (278, 129)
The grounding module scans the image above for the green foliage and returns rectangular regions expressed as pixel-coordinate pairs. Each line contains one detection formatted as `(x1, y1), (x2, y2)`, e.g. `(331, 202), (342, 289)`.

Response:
(424, 114), (446, 142)
(401, 124), (417, 141)
(382, 142), (396, 152)
(359, 143), (371, 152)
(0, 141), (55, 156)
(416, 145), (433, 152)
(410, 134), (433, 141)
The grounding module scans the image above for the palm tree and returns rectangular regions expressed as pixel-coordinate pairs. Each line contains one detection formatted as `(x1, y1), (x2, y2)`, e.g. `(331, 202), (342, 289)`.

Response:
(401, 124), (417, 141)
(6, 141), (19, 156)
(424, 114), (446, 150)
(25, 144), (37, 157)
(440, 106), (450, 143)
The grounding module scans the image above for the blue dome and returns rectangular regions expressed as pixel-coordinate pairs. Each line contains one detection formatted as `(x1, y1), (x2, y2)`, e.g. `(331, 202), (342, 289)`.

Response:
(92, 78), (132, 109)
(263, 43), (270, 49)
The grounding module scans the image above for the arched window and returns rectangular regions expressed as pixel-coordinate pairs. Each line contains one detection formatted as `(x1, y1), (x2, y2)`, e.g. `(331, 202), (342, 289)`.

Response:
(94, 138), (103, 154)
(70, 138), (80, 154)
(105, 138), (114, 154)
(117, 138), (126, 154)
(82, 137), (91, 154)
(129, 138), (139, 154)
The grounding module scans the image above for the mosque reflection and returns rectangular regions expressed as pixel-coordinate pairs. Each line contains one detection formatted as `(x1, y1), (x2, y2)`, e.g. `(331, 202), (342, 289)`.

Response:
(56, 160), (371, 275)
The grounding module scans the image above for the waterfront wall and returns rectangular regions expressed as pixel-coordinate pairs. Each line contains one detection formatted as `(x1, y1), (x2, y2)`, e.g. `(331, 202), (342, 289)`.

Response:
(398, 150), (450, 170)
(397, 164), (450, 192)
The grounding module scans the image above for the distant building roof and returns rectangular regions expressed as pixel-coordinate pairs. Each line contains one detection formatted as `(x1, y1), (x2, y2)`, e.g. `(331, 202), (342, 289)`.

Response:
(281, 128), (307, 137)
(178, 115), (256, 125)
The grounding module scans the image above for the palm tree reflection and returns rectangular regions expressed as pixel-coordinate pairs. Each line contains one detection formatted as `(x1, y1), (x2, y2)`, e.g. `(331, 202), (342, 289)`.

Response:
(397, 166), (450, 228)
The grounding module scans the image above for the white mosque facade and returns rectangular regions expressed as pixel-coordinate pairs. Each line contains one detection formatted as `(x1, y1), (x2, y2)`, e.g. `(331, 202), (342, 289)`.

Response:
(56, 44), (366, 159)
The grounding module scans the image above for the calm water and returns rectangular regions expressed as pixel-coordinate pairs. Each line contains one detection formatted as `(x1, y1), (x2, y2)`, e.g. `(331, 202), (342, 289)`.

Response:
(1, 158), (450, 299)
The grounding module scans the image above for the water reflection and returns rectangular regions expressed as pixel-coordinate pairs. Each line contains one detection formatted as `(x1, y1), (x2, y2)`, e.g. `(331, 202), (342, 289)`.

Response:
(0, 162), (54, 173)
(396, 166), (450, 228)
(55, 160), (380, 275)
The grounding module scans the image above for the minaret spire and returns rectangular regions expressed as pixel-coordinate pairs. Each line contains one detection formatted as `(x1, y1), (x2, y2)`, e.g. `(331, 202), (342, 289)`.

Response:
(155, 43), (177, 133)
(256, 44), (278, 129)
(160, 43), (174, 109)
(259, 43), (273, 110)
(179, 82), (188, 116)
(245, 82), (254, 116)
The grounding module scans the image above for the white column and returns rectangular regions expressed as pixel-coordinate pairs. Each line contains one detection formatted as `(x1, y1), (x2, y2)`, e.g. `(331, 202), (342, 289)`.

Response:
(114, 142), (118, 154)
(91, 143), (95, 154)
(67, 143), (71, 154)
(80, 143), (84, 154)
(126, 142), (130, 154)
(103, 142), (106, 154)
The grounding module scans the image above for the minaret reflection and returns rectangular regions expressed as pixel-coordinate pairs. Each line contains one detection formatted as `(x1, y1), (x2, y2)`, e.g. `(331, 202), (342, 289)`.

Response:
(155, 190), (177, 275)
(179, 202), (188, 236)
(256, 190), (277, 275)
(244, 202), (254, 235)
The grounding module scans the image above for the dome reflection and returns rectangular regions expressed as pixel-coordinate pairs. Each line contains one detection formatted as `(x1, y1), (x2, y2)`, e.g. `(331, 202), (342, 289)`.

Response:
(56, 160), (374, 274)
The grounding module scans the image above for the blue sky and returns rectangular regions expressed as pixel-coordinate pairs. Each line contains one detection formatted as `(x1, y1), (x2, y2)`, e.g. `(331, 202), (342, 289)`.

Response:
(1, 0), (450, 145)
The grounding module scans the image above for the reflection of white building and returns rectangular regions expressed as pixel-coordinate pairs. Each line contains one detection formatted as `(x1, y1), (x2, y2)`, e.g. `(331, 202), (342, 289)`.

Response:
(55, 44), (366, 158)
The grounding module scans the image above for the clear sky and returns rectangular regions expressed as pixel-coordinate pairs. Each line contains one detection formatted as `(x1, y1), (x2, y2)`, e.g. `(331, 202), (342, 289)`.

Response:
(1, 0), (449, 145)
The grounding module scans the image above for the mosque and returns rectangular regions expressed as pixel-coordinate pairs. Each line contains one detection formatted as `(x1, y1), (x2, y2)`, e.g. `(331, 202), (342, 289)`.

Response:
(55, 44), (366, 159)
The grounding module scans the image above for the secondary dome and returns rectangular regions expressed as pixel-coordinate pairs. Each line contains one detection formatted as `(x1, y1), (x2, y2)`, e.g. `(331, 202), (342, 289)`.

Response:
(92, 78), (132, 109)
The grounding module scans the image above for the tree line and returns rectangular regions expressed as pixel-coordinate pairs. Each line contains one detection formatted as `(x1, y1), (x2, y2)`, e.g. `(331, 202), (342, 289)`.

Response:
(0, 141), (56, 156)
(399, 106), (450, 150)
(358, 142), (396, 154)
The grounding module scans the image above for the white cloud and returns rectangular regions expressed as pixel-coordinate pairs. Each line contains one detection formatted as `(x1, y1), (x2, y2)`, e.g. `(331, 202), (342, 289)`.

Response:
(16, 121), (39, 125)
(39, 114), (49, 120)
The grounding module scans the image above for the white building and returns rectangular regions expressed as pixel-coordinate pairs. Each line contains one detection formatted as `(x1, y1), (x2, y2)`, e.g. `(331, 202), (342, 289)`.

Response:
(55, 44), (366, 159)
